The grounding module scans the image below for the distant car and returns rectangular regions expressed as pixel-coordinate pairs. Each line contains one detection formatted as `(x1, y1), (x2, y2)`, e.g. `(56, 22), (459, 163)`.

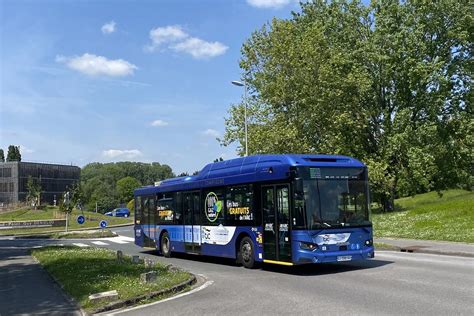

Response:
(105, 208), (130, 218)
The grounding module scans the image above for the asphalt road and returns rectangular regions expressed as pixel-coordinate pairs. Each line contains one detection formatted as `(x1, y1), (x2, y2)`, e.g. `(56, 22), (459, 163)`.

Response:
(0, 242), (81, 316)
(1, 226), (473, 315)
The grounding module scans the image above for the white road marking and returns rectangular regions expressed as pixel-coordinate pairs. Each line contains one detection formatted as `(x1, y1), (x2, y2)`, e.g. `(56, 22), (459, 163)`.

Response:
(116, 236), (134, 242)
(108, 239), (128, 244)
(103, 235), (134, 244)
(103, 277), (214, 315)
(72, 243), (89, 248)
(91, 241), (109, 246)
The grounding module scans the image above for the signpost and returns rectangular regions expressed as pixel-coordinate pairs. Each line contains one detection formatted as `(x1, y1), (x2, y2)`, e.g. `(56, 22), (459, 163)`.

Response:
(99, 220), (107, 237)
(77, 215), (85, 225)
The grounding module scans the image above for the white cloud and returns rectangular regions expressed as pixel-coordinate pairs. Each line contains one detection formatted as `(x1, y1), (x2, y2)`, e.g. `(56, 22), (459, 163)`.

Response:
(202, 129), (220, 138)
(102, 149), (143, 159)
(171, 37), (228, 59)
(147, 25), (188, 51)
(247, 0), (292, 9)
(101, 21), (116, 34)
(145, 25), (228, 59)
(150, 119), (169, 127)
(56, 53), (137, 77)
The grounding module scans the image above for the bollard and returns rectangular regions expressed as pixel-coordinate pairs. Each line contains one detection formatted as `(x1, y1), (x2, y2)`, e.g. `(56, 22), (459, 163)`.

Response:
(140, 271), (157, 283)
(116, 250), (123, 263)
(132, 255), (140, 264)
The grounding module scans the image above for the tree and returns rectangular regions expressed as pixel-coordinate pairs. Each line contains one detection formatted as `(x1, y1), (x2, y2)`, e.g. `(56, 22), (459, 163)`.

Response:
(6, 145), (21, 162)
(80, 161), (174, 212)
(222, 0), (472, 207)
(26, 176), (41, 210)
(0, 149), (4, 162)
(116, 176), (141, 203)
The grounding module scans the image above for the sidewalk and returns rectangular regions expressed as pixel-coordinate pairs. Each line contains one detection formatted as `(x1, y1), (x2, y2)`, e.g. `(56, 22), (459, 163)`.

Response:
(0, 246), (83, 315)
(375, 237), (474, 258)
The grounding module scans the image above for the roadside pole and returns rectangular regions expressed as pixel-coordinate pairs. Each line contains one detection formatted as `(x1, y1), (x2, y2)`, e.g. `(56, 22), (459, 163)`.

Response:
(63, 191), (72, 233)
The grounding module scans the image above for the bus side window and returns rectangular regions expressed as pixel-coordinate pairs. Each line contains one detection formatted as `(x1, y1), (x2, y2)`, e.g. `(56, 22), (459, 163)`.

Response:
(175, 192), (183, 225)
(135, 196), (142, 222)
(142, 196), (149, 225)
(225, 185), (253, 226)
(202, 188), (225, 226)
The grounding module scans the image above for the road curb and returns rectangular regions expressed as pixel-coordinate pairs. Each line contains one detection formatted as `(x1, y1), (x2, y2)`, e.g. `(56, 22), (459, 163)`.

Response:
(375, 244), (474, 258)
(398, 248), (474, 258)
(90, 274), (197, 314)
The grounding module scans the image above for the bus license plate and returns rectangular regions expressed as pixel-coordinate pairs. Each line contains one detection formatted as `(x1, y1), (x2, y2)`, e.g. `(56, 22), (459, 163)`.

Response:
(337, 255), (352, 262)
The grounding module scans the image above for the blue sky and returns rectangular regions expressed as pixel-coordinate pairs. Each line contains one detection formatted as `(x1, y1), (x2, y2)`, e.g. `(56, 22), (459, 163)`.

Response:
(0, 0), (298, 174)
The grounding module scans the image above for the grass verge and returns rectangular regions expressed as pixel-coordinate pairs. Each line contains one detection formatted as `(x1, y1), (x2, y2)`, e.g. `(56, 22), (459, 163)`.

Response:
(372, 189), (473, 243)
(14, 229), (117, 239)
(32, 246), (192, 312)
(0, 206), (132, 235)
(374, 242), (401, 251)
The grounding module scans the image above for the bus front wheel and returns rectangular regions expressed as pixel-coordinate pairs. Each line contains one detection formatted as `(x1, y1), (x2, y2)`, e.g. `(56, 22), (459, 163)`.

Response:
(161, 232), (171, 258)
(239, 237), (255, 269)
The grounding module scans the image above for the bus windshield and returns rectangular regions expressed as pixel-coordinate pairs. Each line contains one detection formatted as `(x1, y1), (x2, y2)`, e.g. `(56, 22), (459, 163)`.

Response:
(295, 167), (371, 229)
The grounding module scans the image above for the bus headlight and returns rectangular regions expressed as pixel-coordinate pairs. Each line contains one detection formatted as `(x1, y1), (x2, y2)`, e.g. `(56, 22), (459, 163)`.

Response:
(365, 239), (373, 246)
(300, 242), (318, 251)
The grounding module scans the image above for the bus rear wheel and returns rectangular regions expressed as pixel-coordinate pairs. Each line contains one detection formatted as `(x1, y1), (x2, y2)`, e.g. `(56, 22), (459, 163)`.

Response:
(161, 232), (171, 258)
(239, 237), (255, 269)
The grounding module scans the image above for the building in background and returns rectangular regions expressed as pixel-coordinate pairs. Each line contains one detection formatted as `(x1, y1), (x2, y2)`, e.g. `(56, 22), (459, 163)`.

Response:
(0, 161), (80, 205)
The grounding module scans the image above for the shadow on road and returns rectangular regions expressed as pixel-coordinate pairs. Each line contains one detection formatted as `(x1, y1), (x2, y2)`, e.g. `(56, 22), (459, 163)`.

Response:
(261, 259), (394, 276)
(140, 249), (393, 276)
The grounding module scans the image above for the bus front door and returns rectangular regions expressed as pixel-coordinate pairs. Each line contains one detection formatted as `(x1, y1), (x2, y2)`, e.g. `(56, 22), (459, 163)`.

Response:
(183, 191), (201, 253)
(262, 185), (291, 263)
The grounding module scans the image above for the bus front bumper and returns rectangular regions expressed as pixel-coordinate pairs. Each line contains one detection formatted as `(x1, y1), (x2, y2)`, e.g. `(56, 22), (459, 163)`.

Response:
(294, 246), (375, 264)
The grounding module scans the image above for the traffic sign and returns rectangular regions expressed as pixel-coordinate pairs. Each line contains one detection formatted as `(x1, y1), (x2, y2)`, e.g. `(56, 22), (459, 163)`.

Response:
(77, 215), (85, 225)
(99, 220), (108, 229)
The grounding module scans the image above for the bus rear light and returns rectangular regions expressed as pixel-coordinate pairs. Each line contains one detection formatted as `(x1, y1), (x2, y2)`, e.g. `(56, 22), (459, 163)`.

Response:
(300, 242), (318, 251)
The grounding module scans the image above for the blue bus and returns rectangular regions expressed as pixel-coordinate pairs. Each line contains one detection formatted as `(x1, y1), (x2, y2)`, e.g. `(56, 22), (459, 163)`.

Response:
(134, 154), (374, 268)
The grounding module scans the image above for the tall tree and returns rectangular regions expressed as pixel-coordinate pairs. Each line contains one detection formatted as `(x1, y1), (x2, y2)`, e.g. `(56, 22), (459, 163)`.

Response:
(15, 146), (21, 161)
(6, 145), (21, 162)
(80, 161), (174, 212)
(0, 149), (4, 162)
(116, 176), (141, 204)
(26, 176), (41, 210)
(222, 0), (472, 207)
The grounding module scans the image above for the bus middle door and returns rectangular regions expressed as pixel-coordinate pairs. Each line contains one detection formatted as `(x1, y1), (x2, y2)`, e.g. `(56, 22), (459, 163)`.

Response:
(183, 191), (201, 253)
(262, 185), (291, 263)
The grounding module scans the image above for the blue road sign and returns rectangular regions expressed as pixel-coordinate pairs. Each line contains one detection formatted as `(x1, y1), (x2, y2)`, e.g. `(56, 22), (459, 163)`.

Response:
(99, 220), (108, 229)
(77, 215), (85, 225)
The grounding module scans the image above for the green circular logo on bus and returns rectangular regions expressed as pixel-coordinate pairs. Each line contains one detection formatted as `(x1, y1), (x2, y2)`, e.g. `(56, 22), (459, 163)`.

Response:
(205, 192), (222, 222)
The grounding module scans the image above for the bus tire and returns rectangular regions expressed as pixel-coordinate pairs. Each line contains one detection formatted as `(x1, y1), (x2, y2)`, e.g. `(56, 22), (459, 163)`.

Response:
(161, 232), (171, 258)
(239, 237), (255, 269)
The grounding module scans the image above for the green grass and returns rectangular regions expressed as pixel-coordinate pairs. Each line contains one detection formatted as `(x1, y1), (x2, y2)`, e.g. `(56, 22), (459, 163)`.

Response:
(0, 206), (132, 235)
(32, 246), (192, 311)
(373, 189), (474, 243)
(50, 230), (117, 239)
(373, 242), (400, 251)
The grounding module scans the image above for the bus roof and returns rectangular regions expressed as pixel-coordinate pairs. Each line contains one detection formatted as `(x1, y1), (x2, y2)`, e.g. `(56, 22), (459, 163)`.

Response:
(134, 154), (365, 195)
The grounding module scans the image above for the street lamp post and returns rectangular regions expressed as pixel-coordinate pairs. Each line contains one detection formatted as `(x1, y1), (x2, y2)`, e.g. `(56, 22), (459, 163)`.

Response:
(231, 80), (248, 156)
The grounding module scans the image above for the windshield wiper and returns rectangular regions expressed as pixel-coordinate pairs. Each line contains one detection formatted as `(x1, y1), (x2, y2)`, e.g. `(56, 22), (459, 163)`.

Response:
(322, 222), (332, 227)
